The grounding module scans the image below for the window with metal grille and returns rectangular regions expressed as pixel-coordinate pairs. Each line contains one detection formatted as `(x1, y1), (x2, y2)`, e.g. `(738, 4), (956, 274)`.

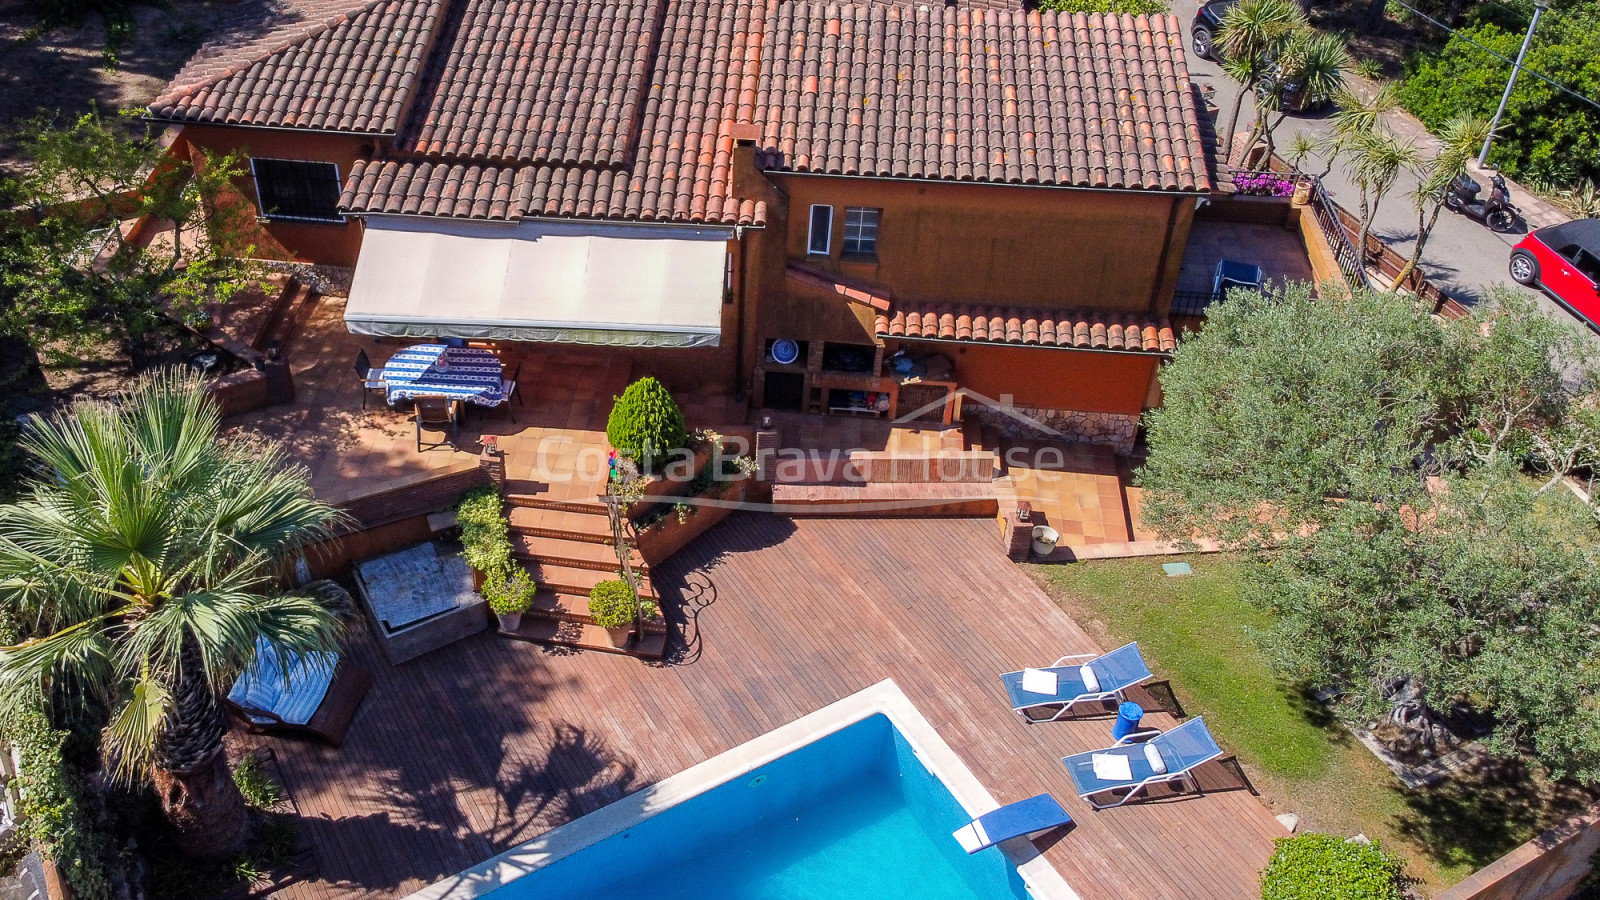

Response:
(842, 207), (879, 256)
(807, 205), (833, 255)
(251, 158), (343, 222)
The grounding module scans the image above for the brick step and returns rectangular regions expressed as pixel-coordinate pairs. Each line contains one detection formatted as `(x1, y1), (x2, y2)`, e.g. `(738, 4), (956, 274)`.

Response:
(518, 559), (655, 599)
(499, 617), (665, 660)
(503, 479), (610, 515)
(525, 588), (666, 633)
(513, 534), (646, 572)
(770, 482), (998, 518)
(508, 506), (613, 544)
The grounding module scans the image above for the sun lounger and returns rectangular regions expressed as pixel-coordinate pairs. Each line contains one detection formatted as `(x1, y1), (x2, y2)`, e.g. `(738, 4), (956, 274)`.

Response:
(1000, 642), (1152, 723)
(951, 794), (1073, 853)
(226, 636), (372, 747)
(1061, 717), (1224, 809)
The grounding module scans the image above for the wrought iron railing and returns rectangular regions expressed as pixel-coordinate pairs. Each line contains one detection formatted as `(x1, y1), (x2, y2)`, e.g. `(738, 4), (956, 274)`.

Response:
(1171, 289), (1222, 317)
(1306, 177), (1373, 292)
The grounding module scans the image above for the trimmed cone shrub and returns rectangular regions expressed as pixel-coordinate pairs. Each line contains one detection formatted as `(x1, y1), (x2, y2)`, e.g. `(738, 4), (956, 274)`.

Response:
(589, 579), (638, 628)
(1260, 833), (1406, 900)
(606, 377), (687, 469)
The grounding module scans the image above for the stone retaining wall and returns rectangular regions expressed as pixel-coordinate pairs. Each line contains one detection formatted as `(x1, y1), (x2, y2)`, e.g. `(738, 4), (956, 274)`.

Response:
(967, 404), (1140, 454)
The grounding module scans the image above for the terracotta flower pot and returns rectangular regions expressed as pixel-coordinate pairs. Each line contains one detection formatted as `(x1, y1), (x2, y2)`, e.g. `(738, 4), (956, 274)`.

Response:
(497, 611), (523, 632)
(1291, 179), (1313, 207)
(472, 568), (487, 591)
(604, 625), (634, 649)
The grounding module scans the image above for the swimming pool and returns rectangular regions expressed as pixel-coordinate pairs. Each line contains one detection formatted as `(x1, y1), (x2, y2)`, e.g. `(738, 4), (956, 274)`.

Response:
(407, 680), (1077, 900)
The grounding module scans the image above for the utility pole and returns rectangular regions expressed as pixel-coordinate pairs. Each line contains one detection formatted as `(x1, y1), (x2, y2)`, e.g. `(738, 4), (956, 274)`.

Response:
(1477, 0), (1550, 168)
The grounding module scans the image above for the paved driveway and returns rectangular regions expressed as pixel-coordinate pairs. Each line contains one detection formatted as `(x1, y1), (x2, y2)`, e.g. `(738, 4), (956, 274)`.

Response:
(1171, 0), (1593, 337)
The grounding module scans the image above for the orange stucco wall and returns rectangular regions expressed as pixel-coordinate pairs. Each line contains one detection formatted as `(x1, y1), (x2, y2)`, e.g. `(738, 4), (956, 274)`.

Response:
(180, 125), (368, 267)
(775, 175), (1194, 314)
(886, 341), (1156, 415)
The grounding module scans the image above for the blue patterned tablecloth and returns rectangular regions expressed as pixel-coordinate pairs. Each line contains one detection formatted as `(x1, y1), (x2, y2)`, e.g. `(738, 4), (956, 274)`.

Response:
(382, 344), (505, 407)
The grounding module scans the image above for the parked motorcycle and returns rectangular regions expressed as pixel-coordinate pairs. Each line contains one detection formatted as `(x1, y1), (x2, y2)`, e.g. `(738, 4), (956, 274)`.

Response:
(1445, 172), (1519, 232)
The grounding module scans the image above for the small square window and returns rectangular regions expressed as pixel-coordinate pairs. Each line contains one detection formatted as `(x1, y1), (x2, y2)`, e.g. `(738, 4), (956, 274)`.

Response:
(251, 158), (343, 223)
(807, 205), (833, 256)
(842, 207), (879, 256)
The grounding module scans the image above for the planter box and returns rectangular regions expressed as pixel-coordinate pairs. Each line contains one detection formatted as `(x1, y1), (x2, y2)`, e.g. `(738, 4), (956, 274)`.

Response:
(624, 438), (738, 521)
(635, 477), (751, 565)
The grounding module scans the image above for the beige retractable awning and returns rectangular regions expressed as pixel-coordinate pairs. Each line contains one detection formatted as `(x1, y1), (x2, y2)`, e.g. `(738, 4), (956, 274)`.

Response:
(344, 217), (730, 348)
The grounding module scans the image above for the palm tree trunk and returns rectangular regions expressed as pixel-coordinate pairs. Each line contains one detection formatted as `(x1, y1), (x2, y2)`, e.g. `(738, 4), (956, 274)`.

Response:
(152, 637), (250, 859)
(1390, 200), (1445, 292)
(1223, 82), (1255, 166)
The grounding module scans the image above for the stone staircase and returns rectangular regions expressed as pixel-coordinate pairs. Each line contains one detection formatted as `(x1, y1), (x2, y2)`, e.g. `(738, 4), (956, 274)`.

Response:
(499, 478), (666, 659)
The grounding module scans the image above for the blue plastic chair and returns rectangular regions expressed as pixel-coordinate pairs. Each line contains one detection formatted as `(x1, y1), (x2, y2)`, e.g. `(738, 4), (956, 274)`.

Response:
(1212, 259), (1264, 296)
(999, 642), (1153, 723)
(1061, 717), (1224, 809)
(951, 794), (1073, 854)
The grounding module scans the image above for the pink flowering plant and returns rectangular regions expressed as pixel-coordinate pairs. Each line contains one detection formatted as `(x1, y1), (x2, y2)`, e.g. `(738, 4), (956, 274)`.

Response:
(1233, 171), (1296, 197)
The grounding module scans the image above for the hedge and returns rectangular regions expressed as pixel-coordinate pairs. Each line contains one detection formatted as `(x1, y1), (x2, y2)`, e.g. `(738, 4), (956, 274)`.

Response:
(1259, 833), (1407, 900)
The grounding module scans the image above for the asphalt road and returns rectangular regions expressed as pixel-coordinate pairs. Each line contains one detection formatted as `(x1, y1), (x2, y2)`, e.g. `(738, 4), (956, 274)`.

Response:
(1170, 0), (1588, 333)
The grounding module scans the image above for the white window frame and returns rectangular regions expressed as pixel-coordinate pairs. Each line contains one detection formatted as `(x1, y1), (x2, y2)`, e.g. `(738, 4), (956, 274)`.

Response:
(842, 207), (880, 257)
(807, 204), (833, 256)
(249, 157), (346, 224)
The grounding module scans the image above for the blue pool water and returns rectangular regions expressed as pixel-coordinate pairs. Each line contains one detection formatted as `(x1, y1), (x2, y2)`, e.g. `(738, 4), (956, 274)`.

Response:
(484, 714), (1028, 899)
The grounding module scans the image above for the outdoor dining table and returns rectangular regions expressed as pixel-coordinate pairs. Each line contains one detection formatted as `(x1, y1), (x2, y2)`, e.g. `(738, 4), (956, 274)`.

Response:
(381, 344), (505, 408)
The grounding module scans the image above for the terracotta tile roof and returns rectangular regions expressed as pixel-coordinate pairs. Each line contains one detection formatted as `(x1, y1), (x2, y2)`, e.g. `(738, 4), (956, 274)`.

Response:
(148, 0), (447, 133)
(786, 262), (892, 310)
(755, 4), (1210, 191)
(342, 0), (767, 225)
(876, 303), (1176, 353)
(394, 0), (666, 165)
(166, 0), (1210, 224)
(338, 160), (534, 219)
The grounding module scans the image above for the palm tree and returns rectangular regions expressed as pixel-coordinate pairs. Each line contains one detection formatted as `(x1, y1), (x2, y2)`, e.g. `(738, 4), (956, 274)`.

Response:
(1253, 31), (1349, 159)
(1390, 115), (1494, 291)
(1343, 128), (1421, 266)
(1328, 83), (1401, 145)
(0, 371), (350, 859)
(1217, 0), (1306, 163)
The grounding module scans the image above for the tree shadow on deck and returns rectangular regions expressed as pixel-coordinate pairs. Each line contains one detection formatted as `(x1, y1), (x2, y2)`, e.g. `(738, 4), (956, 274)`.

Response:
(258, 631), (645, 895)
(651, 512), (799, 668)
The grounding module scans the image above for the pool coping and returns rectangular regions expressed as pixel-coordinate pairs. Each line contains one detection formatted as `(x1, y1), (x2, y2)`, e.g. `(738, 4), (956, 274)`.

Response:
(403, 678), (1081, 900)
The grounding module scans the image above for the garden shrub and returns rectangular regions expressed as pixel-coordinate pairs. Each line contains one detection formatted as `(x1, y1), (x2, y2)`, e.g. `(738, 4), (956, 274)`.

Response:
(1398, 20), (1600, 185)
(589, 579), (640, 628)
(483, 567), (538, 616)
(1259, 833), (1406, 900)
(457, 484), (511, 578)
(606, 377), (687, 469)
(0, 704), (117, 899)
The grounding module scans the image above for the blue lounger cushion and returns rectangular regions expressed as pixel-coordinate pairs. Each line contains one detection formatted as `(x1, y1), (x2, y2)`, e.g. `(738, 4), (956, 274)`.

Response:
(228, 636), (338, 726)
(952, 794), (1072, 854)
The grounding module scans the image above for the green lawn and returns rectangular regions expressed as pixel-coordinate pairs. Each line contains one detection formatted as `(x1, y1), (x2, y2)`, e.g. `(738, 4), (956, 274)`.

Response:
(1027, 556), (1579, 895)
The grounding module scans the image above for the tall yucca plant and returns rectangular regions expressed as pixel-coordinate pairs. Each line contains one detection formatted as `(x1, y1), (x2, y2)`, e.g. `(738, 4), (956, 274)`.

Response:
(1390, 115), (1493, 291)
(1217, 0), (1305, 162)
(0, 370), (349, 859)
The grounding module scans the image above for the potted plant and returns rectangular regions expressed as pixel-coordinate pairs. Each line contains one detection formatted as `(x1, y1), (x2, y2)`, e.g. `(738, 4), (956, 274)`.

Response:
(484, 567), (538, 632)
(457, 485), (511, 590)
(589, 579), (641, 648)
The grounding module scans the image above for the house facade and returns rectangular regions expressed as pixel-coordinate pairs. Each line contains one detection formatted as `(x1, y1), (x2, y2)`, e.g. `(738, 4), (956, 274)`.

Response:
(149, 0), (1210, 450)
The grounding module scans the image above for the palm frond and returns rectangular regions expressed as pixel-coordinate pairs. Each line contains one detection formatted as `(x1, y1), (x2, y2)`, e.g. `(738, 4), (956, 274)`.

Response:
(104, 675), (170, 785)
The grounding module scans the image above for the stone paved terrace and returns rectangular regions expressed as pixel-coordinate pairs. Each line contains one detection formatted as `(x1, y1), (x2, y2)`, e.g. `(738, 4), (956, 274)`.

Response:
(234, 298), (1137, 550)
(1177, 219), (1317, 297)
(241, 516), (1286, 900)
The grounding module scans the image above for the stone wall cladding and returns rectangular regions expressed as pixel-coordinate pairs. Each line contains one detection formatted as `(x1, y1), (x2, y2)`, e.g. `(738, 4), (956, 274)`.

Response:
(255, 261), (356, 295)
(967, 404), (1140, 454)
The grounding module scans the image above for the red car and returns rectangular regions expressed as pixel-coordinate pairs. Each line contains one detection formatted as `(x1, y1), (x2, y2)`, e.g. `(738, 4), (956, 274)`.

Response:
(1511, 219), (1600, 329)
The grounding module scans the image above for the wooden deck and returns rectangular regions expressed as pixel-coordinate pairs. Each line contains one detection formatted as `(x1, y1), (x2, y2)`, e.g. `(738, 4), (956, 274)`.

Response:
(252, 515), (1284, 900)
